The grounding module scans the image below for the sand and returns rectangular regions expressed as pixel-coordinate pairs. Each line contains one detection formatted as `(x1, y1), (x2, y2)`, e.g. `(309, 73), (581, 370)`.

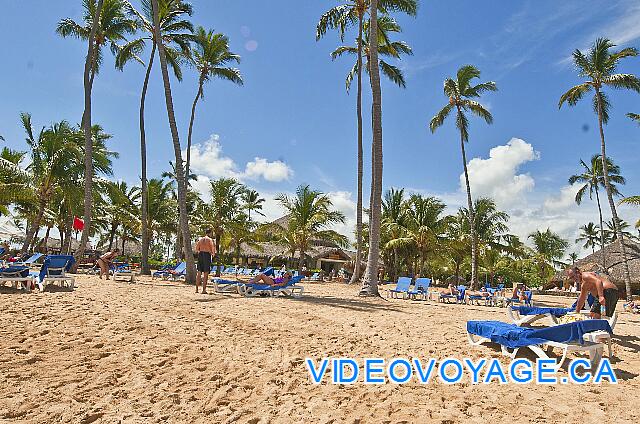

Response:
(0, 275), (638, 423)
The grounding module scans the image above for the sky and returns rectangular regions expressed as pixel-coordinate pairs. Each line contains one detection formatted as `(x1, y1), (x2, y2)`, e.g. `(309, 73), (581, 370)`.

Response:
(1, 0), (639, 256)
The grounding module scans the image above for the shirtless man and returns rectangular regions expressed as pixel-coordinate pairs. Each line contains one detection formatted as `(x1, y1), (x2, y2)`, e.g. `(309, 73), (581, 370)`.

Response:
(195, 229), (216, 294)
(97, 248), (120, 280)
(567, 266), (619, 318)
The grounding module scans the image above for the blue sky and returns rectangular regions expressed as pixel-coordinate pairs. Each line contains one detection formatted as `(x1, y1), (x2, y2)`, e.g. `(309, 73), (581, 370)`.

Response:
(1, 0), (639, 253)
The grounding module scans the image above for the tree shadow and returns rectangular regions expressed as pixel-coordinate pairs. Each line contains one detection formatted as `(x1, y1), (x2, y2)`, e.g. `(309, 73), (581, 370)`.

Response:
(297, 295), (406, 313)
(0, 286), (29, 295)
(613, 334), (640, 352)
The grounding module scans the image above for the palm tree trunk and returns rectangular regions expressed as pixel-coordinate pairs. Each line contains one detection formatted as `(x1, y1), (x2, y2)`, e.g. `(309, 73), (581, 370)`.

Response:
(151, 0), (196, 284)
(29, 226), (41, 252)
(43, 226), (51, 252)
(298, 250), (305, 274)
(215, 234), (222, 277)
(108, 223), (117, 251)
(139, 44), (156, 276)
(185, 77), (203, 183)
(595, 89), (632, 300)
(360, 0), (383, 297)
(20, 196), (47, 254)
(459, 121), (477, 290)
(349, 12), (365, 286)
(594, 186), (606, 268)
(74, 0), (104, 271)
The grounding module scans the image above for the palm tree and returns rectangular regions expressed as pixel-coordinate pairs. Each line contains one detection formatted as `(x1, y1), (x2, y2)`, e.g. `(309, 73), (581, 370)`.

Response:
(0, 148), (32, 216)
(202, 178), (246, 276)
(569, 155), (625, 265)
(19, 115), (82, 254)
(567, 252), (579, 266)
(528, 229), (569, 280)
(275, 185), (347, 273)
(576, 222), (600, 253)
(331, 16), (412, 90)
(57, 0), (137, 87)
(380, 188), (406, 282)
(360, 0), (383, 296)
(116, 0), (193, 275)
(242, 189), (265, 221)
(430, 65), (497, 289)
(146, 177), (177, 248)
(603, 219), (636, 243)
(317, 0), (418, 288)
(151, 0), (195, 283)
(628, 113), (640, 124)
(559, 38), (640, 300)
(101, 181), (140, 250)
(185, 26), (243, 181)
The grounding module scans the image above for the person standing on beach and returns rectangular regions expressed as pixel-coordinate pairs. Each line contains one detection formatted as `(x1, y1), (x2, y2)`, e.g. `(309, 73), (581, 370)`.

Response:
(568, 266), (619, 318)
(195, 229), (216, 294)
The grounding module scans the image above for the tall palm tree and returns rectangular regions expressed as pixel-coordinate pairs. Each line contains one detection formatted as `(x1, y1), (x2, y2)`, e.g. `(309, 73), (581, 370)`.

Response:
(242, 189), (265, 221)
(151, 0), (195, 283)
(185, 26), (243, 181)
(380, 188), (406, 282)
(275, 185), (347, 273)
(317, 0), (418, 288)
(559, 38), (640, 300)
(331, 16), (412, 90)
(603, 218), (636, 243)
(57, 0), (137, 87)
(116, 0), (193, 274)
(101, 181), (140, 250)
(0, 148), (32, 216)
(430, 65), (497, 289)
(576, 222), (600, 253)
(567, 252), (579, 266)
(360, 0), (384, 296)
(569, 155), (625, 265)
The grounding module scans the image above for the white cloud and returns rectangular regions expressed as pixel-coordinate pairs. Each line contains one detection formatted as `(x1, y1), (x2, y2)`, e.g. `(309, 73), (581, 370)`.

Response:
(244, 158), (293, 182)
(463, 138), (539, 208)
(187, 134), (293, 183)
(543, 184), (579, 213)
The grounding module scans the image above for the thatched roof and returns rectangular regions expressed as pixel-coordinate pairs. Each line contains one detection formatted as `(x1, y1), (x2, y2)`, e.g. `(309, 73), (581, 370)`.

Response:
(553, 239), (640, 291)
(238, 242), (352, 262)
(97, 238), (142, 256)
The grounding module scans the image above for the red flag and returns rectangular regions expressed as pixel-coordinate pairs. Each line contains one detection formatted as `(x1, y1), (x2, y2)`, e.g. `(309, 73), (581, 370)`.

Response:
(73, 216), (85, 231)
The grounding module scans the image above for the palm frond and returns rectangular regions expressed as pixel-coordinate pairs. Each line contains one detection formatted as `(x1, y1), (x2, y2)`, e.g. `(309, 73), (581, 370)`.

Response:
(429, 104), (453, 133)
(558, 83), (591, 108)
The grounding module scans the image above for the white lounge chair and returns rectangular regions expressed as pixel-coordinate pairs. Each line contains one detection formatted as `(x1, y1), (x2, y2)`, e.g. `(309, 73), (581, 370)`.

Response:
(0, 267), (34, 292)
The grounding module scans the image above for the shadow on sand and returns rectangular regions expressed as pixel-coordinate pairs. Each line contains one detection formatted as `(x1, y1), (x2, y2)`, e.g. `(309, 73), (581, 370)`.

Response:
(297, 294), (405, 313)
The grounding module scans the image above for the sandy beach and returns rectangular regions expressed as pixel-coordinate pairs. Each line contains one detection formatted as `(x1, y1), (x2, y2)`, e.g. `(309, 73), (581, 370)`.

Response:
(1, 276), (638, 423)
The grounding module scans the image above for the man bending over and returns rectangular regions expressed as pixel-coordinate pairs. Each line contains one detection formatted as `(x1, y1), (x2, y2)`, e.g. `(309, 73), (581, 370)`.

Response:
(567, 266), (619, 318)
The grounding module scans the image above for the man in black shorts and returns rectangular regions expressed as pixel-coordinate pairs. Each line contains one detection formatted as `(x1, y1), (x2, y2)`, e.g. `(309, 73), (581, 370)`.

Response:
(567, 266), (619, 318)
(195, 229), (216, 294)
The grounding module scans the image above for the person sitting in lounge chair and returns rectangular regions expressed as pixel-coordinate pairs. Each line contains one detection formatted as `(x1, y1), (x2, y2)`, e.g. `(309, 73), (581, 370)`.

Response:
(248, 271), (293, 287)
(511, 283), (528, 302)
(97, 248), (119, 280)
(447, 283), (460, 295)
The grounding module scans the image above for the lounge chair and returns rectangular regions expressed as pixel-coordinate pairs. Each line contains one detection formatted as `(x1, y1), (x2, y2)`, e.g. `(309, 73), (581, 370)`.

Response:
(166, 262), (187, 280)
(309, 272), (321, 282)
(387, 277), (412, 299)
(507, 290), (533, 307)
(408, 278), (431, 300)
(507, 305), (574, 326)
(152, 263), (177, 280)
(13, 252), (44, 267)
(440, 285), (465, 303)
(0, 265), (35, 292)
(467, 319), (612, 371)
(113, 263), (136, 283)
(467, 290), (494, 306)
(236, 275), (305, 298)
(39, 255), (75, 291)
(212, 278), (242, 294)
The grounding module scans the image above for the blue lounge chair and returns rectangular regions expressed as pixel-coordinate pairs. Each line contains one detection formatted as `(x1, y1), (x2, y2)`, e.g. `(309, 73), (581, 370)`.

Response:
(39, 255), (75, 291)
(166, 261), (187, 280)
(388, 277), (412, 299)
(440, 285), (465, 303)
(0, 265), (34, 292)
(212, 277), (242, 294)
(507, 305), (574, 326)
(467, 319), (612, 371)
(237, 275), (305, 298)
(508, 290), (533, 307)
(113, 263), (136, 283)
(152, 263), (177, 280)
(14, 252), (44, 267)
(408, 278), (431, 300)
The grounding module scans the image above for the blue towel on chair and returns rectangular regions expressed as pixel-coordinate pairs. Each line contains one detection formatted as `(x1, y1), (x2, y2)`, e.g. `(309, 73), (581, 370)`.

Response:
(0, 266), (30, 278)
(467, 320), (612, 349)
(39, 255), (75, 283)
(515, 306), (574, 317)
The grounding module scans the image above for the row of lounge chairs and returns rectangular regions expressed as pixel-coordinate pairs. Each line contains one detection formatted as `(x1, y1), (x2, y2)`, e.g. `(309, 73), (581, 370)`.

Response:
(212, 267), (305, 298)
(0, 255), (76, 292)
(387, 277), (532, 307)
